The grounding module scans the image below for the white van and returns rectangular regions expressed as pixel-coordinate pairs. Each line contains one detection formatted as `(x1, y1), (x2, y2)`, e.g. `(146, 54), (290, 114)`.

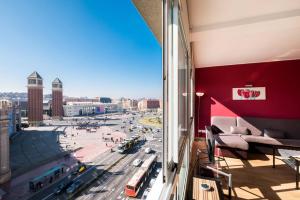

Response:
(145, 147), (152, 154)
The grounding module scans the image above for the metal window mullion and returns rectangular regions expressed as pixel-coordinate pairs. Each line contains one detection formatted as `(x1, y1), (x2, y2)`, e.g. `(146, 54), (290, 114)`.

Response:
(171, 0), (179, 164)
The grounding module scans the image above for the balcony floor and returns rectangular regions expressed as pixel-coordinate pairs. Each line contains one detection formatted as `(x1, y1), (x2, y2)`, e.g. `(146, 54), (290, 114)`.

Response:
(190, 140), (300, 200)
(219, 153), (300, 200)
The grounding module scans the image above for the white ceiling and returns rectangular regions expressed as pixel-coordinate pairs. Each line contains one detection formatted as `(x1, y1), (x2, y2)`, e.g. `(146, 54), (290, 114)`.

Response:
(188, 0), (300, 68)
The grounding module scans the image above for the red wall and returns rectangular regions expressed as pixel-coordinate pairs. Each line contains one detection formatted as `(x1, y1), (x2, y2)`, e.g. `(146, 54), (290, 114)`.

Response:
(195, 59), (300, 136)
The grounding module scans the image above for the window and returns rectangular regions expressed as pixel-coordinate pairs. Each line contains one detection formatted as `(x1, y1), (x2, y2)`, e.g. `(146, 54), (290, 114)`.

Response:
(178, 23), (188, 147)
(162, 1), (193, 199)
(28, 79), (36, 84)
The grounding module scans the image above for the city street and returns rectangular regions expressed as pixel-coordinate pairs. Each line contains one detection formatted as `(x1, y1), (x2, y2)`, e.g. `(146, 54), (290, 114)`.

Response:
(5, 111), (162, 200)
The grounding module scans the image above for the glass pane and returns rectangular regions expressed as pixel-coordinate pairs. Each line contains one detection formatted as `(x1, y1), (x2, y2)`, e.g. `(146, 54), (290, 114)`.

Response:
(28, 79), (36, 84)
(178, 28), (188, 146)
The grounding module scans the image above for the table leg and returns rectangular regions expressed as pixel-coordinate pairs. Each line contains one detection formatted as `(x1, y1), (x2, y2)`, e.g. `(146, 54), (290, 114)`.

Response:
(296, 160), (299, 189)
(273, 146), (275, 168)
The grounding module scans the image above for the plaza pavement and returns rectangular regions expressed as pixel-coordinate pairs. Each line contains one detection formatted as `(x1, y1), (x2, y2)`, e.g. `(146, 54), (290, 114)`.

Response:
(2, 124), (126, 200)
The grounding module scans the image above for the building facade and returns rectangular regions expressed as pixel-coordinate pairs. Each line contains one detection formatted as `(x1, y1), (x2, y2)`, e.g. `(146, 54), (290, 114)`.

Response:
(27, 71), (43, 126)
(120, 98), (138, 111)
(52, 78), (63, 119)
(0, 102), (11, 183)
(63, 102), (105, 117)
(138, 99), (160, 111)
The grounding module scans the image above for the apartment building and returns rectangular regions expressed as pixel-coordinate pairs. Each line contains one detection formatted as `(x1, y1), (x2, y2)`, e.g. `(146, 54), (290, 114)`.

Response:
(138, 99), (160, 112)
(0, 101), (11, 184)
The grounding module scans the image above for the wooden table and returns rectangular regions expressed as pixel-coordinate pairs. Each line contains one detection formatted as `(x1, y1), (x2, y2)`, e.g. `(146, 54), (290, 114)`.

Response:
(193, 177), (221, 200)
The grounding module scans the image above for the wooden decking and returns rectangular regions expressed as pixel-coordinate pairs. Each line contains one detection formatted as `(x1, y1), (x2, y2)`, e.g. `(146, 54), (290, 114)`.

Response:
(193, 177), (220, 200)
(189, 139), (300, 200)
(219, 153), (300, 200)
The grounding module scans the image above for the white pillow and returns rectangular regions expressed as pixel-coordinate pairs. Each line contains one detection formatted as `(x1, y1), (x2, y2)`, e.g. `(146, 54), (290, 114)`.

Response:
(230, 126), (250, 135)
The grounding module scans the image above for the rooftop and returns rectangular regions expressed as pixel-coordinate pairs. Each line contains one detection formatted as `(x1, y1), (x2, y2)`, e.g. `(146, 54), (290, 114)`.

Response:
(52, 78), (62, 84)
(27, 71), (42, 79)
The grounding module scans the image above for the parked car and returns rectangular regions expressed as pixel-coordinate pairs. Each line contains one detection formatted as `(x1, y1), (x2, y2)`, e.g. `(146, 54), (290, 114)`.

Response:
(66, 180), (83, 194)
(132, 159), (142, 167)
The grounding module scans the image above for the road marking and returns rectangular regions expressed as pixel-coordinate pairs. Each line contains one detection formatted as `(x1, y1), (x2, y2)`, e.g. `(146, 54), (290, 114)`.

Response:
(41, 193), (54, 200)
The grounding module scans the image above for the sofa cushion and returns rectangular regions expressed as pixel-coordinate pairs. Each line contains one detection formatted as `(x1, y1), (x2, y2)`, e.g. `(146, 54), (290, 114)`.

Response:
(214, 134), (249, 151)
(237, 117), (263, 136)
(241, 135), (282, 146)
(211, 116), (236, 133)
(230, 126), (250, 135)
(264, 129), (286, 139)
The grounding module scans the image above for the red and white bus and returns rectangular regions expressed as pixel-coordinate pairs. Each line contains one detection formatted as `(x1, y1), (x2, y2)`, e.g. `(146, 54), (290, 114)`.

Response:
(125, 154), (157, 197)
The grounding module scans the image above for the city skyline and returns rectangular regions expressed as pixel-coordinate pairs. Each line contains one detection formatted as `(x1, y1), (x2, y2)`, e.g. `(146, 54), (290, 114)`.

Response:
(0, 0), (162, 99)
(0, 91), (160, 101)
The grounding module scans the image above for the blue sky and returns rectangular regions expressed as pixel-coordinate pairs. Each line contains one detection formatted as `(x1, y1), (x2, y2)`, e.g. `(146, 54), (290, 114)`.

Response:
(0, 0), (162, 99)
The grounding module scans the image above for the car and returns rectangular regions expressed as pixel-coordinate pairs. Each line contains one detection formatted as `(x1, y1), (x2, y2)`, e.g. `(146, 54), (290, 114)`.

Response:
(78, 164), (86, 173)
(149, 178), (156, 187)
(141, 189), (150, 200)
(155, 168), (161, 176)
(158, 139), (162, 142)
(132, 159), (142, 167)
(145, 147), (152, 154)
(66, 180), (83, 194)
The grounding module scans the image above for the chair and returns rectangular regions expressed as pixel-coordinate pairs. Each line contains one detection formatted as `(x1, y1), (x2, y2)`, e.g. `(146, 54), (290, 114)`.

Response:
(196, 126), (233, 199)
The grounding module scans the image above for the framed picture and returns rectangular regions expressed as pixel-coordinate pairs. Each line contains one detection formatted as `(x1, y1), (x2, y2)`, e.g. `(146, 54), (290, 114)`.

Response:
(233, 87), (266, 100)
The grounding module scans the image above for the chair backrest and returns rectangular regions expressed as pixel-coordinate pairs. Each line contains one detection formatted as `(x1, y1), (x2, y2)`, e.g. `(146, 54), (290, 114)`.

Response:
(205, 126), (215, 163)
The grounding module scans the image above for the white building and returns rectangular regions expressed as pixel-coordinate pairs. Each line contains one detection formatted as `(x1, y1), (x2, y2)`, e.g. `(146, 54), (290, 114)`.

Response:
(63, 102), (105, 117)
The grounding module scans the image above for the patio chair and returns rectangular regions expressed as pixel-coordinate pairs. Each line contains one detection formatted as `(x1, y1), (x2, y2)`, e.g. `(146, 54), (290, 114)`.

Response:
(196, 126), (233, 199)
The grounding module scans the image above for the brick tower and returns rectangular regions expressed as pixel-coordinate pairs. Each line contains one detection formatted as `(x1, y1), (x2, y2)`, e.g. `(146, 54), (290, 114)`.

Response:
(52, 78), (63, 119)
(27, 71), (43, 126)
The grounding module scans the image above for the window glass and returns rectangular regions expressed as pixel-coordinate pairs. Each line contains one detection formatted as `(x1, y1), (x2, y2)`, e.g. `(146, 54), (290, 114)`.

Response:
(178, 144), (188, 200)
(28, 79), (36, 84)
(178, 27), (188, 147)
